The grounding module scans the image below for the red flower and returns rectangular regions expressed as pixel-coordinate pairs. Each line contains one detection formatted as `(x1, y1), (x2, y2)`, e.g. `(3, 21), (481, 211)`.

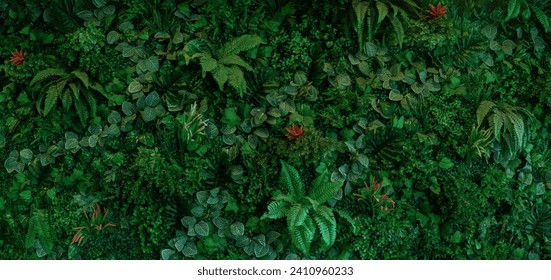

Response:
(286, 124), (305, 140)
(9, 50), (26, 65)
(426, 2), (447, 19)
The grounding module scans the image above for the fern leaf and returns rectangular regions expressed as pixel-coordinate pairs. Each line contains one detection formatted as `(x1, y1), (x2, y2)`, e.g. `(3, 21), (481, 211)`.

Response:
(287, 204), (309, 229)
(43, 80), (66, 116)
(35, 211), (54, 253)
(218, 54), (253, 71)
(227, 66), (247, 96)
(532, 6), (550, 32)
(74, 95), (89, 128)
(353, 0), (369, 25)
(61, 88), (73, 111)
(309, 181), (343, 205)
(199, 53), (218, 77)
(213, 66), (229, 91)
(291, 218), (315, 255)
(375, 2), (388, 24)
(30, 68), (67, 87)
(476, 100), (496, 126)
(505, 111), (525, 152)
(218, 34), (263, 58)
(72, 70), (90, 89)
(335, 208), (359, 235)
(279, 160), (305, 198)
(25, 215), (38, 249)
(263, 200), (290, 220)
(489, 111), (504, 141)
(86, 94), (98, 119)
(313, 206), (336, 249)
(389, 15), (405, 47)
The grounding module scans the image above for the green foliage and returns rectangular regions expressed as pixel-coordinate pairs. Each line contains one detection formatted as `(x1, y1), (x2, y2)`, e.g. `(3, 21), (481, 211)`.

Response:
(476, 100), (533, 162)
(183, 34), (263, 96)
(262, 161), (346, 255)
(1, 0), (550, 261)
(352, 0), (421, 49)
(29, 68), (104, 127)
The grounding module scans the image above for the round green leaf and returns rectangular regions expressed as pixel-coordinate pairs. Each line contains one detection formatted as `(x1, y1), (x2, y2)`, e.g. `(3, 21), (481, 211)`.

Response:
(388, 89), (403, 101)
(230, 222), (245, 236)
(65, 138), (79, 150)
(194, 221), (210, 237)
(127, 80), (143, 93)
(20, 149), (33, 163)
(161, 249), (175, 260)
(141, 107), (156, 122)
(174, 236), (188, 252)
(108, 111), (122, 124)
(180, 216), (196, 228)
(106, 31), (120, 44)
(145, 91), (160, 107)
(182, 242), (197, 257)
(144, 56), (160, 72)
(121, 101), (135, 116)
(4, 157), (19, 173)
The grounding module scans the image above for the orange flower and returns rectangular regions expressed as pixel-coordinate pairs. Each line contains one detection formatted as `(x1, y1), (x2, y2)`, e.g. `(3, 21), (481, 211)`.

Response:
(9, 50), (26, 65)
(426, 2), (447, 19)
(286, 124), (305, 140)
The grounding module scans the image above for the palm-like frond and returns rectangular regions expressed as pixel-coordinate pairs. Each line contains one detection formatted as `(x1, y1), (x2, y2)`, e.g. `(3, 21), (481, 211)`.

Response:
(280, 160), (305, 198)
(218, 34), (263, 58)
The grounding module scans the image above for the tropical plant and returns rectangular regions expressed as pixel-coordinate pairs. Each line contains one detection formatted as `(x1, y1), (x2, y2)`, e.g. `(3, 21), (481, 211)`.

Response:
(262, 160), (346, 255)
(475, 100), (533, 162)
(352, 0), (421, 49)
(29, 68), (105, 127)
(182, 34), (264, 96)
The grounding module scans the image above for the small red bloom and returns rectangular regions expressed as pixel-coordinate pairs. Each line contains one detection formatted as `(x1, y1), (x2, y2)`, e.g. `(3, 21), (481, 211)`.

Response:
(286, 124), (305, 140)
(426, 2), (447, 19)
(9, 50), (26, 65)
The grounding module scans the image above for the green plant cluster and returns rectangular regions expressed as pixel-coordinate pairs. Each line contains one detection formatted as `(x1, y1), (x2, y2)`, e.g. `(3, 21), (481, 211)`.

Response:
(1, 0), (550, 260)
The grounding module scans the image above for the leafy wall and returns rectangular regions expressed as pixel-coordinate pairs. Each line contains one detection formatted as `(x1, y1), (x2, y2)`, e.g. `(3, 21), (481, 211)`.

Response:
(1, 0), (550, 259)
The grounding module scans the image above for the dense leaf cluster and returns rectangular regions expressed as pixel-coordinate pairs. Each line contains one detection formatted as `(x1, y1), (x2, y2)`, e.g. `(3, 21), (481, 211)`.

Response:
(1, 0), (550, 259)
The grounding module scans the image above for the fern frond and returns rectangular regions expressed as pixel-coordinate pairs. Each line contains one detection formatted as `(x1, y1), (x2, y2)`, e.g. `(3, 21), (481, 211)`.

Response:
(389, 15), (405, 47)
(375, 2), (388, 24)
(218, 54), (253, 71)
(335, 209), (359, 235)
(86, 94), (98, 119)
(74, 94), (89, 128)
(199, 53), (218, 77)
(279, 160), (305, 198)
(287, 204), (309, 229)
(35, 211), (54, 253)
(309, 181), (343, 205)
(213, 66), (229, 90)
(505, 110), (525, 152)
(25, 215), (38, 249)
(218, 34), (263, 58)
(30, 68), (67, 87)
(43, 81), (65, 116)
(476, 100), (497, 126)
(72, 70), (90, 89)
(227, 66), (247, 96)
(61, 88), (73, 111)
(313, 206), (336, 249)
(264, 200), (290, 219)
(291, 218), (315, 255)
(25, 211), (54, 253)
(489, 111), (504, 140)
(532, 6), (550, 32)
